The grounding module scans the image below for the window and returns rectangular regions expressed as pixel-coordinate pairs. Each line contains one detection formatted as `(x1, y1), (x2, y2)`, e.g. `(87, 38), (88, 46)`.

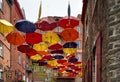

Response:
(77, 26), (82, 34)
(0, 43), (3, 57)
(23, 60), (25, 68)
(0, 0), (2, 10)
(77, 53), (82, 61)
(0, 66), (3, 80)
(57, 26), (62, 32)
(18, 54), (21, 64)
(77, 41), (82, 48)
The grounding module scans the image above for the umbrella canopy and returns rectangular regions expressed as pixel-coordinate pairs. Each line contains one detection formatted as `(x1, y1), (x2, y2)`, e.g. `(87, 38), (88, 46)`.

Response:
(60, 28), (78, 41)
(15, 19), (37, 33)
(57, 59), (67, 64)
(63, 42), (77, 48)
(42, 31), (60, 45)
(50, 50), (64, 54)
(39, 61), (48, 66)
(35, 17), (57, 31)
(0, 19), (15, 33)
(53, 55), (64, 59)
(17, 45), (34, 53)
(68, 57), (78, 63)
(58, 16), (79, 29)
(47, 60), (61, 66)
(37, 51), (49, 56)
(41, 55), (53, 61)
(33, 42), (48, 51)
(48, 43), (62, 50)
(26, 50), (37, 56)
(6, 32), (25, 45)
(63, 48), (77, 54)
(30, 54), (42, 61)
(25, 32), (42, 45)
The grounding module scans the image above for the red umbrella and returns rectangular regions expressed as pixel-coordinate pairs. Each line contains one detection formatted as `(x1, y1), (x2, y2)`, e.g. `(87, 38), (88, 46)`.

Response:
(6, 31), (25, 45)
(25, 32), (42, 45)
(27, 50), (37, 56)
(35, 17), (57, 31)
(50, 50), (63, 54)
(48, 43), (62, 50)
(58, 16), (79, 29)
(57, 59), (67, 64)
(41, 55), (53, 61)
(60, 28), (78, 41)
(17, 45), (34, 53)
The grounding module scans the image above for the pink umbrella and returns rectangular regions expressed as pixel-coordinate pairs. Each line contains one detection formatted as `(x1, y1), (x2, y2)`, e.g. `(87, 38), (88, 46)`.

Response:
(35, 17), (57, 31)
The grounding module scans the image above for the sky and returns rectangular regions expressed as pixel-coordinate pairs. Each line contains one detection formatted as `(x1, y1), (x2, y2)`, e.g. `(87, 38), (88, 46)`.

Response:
(18, 0), (83, 23)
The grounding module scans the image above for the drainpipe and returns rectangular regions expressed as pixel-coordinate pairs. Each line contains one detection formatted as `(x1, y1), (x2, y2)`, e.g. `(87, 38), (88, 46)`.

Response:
(9, 0), (14, 81)
(10, 1), (13, 69)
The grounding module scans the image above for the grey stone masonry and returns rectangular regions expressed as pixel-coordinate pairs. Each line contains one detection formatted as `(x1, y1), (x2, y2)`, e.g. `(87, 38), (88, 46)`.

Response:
(107, 0), (120, 82)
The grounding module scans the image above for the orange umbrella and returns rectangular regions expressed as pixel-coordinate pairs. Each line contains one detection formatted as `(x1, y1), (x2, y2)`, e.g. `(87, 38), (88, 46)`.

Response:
(60, 28), (78, 41)
(6, 32), (25, 45)
(37, 51), (49, 56)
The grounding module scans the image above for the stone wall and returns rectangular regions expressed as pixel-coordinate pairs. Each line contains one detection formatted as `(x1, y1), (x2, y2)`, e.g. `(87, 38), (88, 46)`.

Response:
(107, 0), (120, 81)
(82, 0), (120, 82)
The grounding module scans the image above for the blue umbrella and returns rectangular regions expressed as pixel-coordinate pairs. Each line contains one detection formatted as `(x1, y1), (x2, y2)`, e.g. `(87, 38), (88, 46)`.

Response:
(68, 58), (78, 63)
(53, 55), (64, 59)
(39, 61), (47, 66)
(63, 42), (77, 48)
(15, 19), (37, 33)
(53, 67), (59, 70)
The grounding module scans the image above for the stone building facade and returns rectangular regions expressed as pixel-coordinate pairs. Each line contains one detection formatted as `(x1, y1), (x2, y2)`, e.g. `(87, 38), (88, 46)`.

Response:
(81, 0), (120, 82)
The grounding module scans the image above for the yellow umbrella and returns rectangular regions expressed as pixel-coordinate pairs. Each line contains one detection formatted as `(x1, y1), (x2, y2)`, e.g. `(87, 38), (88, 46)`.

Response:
(0, 19), (15, 33)
(47, 59), (61, 66)
(63, 48), (77, 54)
(33, 42), (48, 51)
(30, 54), (42, 61)
(42, 31), (60, 45)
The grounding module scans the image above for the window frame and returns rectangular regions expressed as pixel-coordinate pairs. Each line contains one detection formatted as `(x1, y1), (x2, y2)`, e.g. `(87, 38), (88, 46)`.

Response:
(0, 66), (3, 80)
(0, 43), (3, 57)
(0, 0), (3, 10)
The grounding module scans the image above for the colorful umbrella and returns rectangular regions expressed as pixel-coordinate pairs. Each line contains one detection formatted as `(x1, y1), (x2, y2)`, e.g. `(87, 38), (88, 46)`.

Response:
(41, 55), (53, 61)
(15, 19), (37, 33)
(39, 61), (48, 66)
(17, 45), (34, 53)
(0, 19), (15, 33)
(63, 48), (77, 54)
(50, 50), (63, 54)
(25, 32), (42, 45)
(63, 42), (77, 48)
(30, 54), (42, 61)
(47, 60), (61, 66)
(35, 17), (57, 31)
(48, 43), (62, 50)
(57, 59), (67, 64)
(53, 55), (64, 59)
(68, 57), (78, 63)
(42, 31), (60, 45)
(6, 32), (25, 45)
(33, 42), (48, 51)
(37, 51), (49, 56)
(26, 50), (37, 56)
(58, 16), (79, 29)
(60, 28), (78, 41)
